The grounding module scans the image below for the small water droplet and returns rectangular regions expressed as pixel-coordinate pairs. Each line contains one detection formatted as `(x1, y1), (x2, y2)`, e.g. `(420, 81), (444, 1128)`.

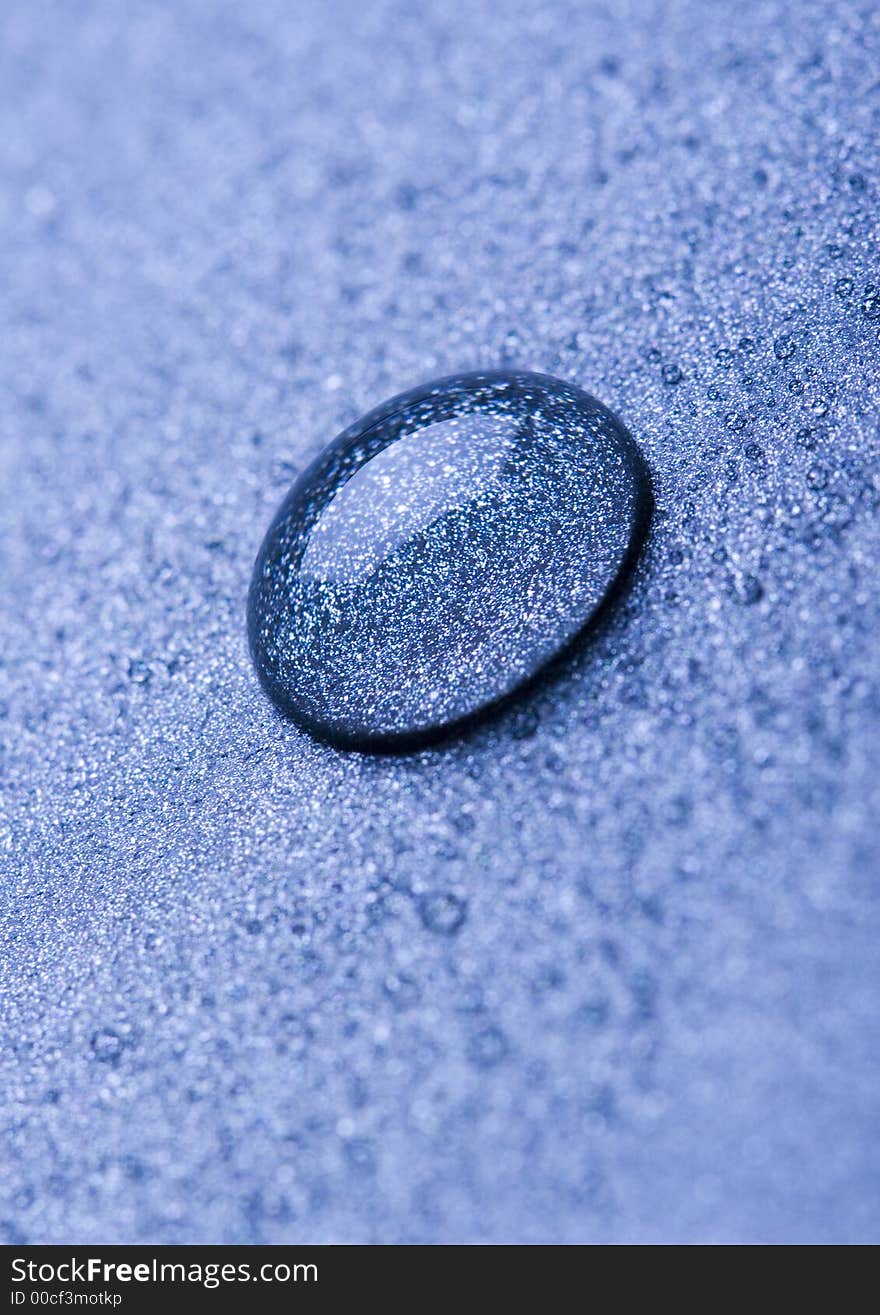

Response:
(382, 973), (421, 1010)
(417, 890), (467, 935)
(127, 658), (152, 685)
(774, 334), (797, 361)
(466, 1024), (509, 1069)
(90, 1029), (126, 1064)
(248, 371), (651, 749)
(862, 290), (880, 321)
(661, 362), (684, 385)
(729, 572), (764, 606)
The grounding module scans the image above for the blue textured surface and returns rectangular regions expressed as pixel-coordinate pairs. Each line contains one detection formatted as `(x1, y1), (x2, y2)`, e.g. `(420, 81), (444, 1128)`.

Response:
(1, 0), (879, 1243)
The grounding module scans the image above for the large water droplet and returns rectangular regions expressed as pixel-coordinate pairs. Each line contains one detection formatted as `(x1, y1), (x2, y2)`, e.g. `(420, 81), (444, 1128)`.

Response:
(248, 371), (651, 749)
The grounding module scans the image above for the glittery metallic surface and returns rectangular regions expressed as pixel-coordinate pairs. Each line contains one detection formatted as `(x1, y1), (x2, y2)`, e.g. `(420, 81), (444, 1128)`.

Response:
(248, 371), (651, 748)
(2, 0), (879, 1244)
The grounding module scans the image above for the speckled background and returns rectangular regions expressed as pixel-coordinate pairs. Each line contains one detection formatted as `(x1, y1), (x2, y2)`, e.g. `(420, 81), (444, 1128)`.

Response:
(1, 0), (878, 1244)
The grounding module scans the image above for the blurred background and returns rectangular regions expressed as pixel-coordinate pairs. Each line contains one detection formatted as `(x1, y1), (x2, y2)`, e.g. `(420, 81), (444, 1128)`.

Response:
(1, 0), (878, 1242)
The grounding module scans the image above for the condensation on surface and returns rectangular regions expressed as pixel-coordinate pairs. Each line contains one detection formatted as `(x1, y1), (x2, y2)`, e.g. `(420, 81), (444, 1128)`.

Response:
(1, 0), (879, 1246)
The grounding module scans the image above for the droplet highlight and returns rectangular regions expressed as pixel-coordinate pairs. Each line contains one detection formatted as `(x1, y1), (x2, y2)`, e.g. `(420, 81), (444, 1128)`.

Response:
(248, 371), (651, 749)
